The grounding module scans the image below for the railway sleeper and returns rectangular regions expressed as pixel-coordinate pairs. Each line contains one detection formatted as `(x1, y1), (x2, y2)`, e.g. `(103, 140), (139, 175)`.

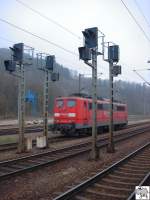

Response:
(114, 170), (146, 177)
(78, 188), (126, 200)
(94, 183), (131, 193)
(119, 166), (147, 173)
(108, 174), (140, 182)
(127, 160), (150, 166)
(123, 162), (150, 169)
(98, 179), (135, 188)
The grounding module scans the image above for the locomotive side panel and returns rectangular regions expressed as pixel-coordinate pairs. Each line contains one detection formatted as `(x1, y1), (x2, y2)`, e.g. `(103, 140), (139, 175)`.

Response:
(52, 96), (128, 134)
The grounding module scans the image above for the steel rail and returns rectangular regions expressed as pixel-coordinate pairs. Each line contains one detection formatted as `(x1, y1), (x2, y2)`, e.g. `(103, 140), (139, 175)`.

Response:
(0, 120), (149, 136)
(0, 126), (43, 136)
(0, 125), (150, 182)
(127, 172), (150, 200)
(0, 122), (149, 152)
(54, 142), (150, 200)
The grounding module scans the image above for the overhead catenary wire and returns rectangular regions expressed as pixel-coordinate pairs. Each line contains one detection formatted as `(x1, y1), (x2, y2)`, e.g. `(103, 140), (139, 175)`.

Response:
(133, 70), (150, 86)
(120, 0), (150, 43)
(0, 34), (83, 73)
(134, 0), (150, 28)
(0, 18), (78, 57)
(0, 36), (15, 44)
(0, 33), (148, 84)
(15, 0), (81, 41)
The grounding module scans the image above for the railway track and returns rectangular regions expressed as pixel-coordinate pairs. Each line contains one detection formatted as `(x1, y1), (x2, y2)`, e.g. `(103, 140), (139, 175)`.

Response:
(54, 142), (150, 200)
(0, 135), (71, 152)
(0, 122), (149, 152)
(0, 125), (150, 182)
(0, 120), (149, 136)
(127, 172), (150, 200)
(0, 125), (43, 136)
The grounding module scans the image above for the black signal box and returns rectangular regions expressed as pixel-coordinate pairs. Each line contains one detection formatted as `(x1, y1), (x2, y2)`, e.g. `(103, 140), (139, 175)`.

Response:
(51, 72), (59, 82)
(82, 27), (98, 48)
(113, 65), (121, 76)
(46, 55), (55, 71)
(108, 45), (119, 63)
(11, 43), (24, 62)
(78, 47), (91, 61)
(4, 60), (16, 72)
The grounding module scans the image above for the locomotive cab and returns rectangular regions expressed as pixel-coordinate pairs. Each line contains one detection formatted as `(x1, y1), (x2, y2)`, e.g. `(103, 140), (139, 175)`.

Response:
(53, 97), (77, 134)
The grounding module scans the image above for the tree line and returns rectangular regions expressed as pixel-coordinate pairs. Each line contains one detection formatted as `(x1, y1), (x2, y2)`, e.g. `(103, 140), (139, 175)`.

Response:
(0, 48), (149, 119)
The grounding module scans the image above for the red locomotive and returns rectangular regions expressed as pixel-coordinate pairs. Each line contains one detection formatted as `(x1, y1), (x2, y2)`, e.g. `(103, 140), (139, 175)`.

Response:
(52, 94), (128, 135)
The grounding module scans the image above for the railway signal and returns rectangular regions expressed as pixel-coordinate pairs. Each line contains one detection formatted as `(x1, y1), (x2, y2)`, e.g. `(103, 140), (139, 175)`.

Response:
(103, 43), (121, 153)
(78, 27), (105, 160)
(51, 72), (59, 82)
(82, 27), (98, 48)
(78, 47), (91, 61)
(10, 43), (24, 62)
(44, 55), (55, 147)
(113, 65), (121, 76)
(108, 45), (119, 63)
(37, 53), (58, 148)
(46, 55), (55, 71)
(4, 43), (34, 153)
(4, 60), (16, 72)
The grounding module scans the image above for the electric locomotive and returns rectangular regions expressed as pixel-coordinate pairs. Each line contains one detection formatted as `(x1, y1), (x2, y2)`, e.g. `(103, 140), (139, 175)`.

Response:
(52, 93), (128, 135)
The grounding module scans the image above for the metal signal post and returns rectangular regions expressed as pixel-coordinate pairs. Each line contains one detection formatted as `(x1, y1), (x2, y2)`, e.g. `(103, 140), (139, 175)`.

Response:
(106, 44), (121, 153)
(78, 73), (82, 93)
(43, 68), (49, 147)
(91, 48), (99, 159)
(78, 27), (104, 160)
(107, 60), (115, 153)
(18, 62), (25, 153)
(4, 43), (34, 153)
(37, 54), (57, 148)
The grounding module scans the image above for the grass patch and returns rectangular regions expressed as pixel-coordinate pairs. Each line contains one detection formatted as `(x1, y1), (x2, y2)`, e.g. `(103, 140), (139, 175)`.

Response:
(0, 135), (18, 145)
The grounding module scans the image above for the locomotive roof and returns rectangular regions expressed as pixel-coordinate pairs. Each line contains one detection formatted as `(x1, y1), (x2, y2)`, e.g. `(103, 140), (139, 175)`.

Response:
(56, 95), (126, 106)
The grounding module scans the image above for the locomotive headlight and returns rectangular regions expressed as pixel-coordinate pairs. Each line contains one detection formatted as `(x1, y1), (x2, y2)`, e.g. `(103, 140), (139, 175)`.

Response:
(68, 113), (76, 117)
(54, 113), (60, 117)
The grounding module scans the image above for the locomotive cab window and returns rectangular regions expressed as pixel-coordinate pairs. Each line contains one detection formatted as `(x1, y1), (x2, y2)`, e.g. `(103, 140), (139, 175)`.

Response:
(56, 100), (64, 107)
(117, 106), (125, 111)
(103, 104), (109, 111)
(88, 103), (92, 110)
(98, 103), (103, 110)
(67, 100), (76, 107)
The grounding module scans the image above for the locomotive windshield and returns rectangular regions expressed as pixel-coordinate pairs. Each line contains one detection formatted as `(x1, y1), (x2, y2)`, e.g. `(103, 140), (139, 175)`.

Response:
(67, 100), (76, 107)
(56, 100), (64, 107)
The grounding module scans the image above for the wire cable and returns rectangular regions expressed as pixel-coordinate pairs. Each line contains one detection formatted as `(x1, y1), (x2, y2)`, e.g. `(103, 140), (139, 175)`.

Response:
(0, 36), (15, 44)
(0, 17), (78, 56)
(133, 70), (150, 85)
(120, 0), (150, 43)
(134, 0), (150, 28)
(0, 34), (82, 74)
(15, 0), (81, 40)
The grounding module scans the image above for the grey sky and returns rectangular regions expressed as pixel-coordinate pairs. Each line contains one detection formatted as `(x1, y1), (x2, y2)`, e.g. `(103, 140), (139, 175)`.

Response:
(0, 0), (150, 83)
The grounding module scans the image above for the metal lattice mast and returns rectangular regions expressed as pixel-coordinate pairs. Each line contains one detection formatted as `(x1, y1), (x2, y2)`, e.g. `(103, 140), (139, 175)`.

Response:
(91, 48), (99, 159)
(4, 43), (34, 153)
(43, 69), (49, 147)
(18, 62), (25, 152)
(107, 60), (115, 152)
